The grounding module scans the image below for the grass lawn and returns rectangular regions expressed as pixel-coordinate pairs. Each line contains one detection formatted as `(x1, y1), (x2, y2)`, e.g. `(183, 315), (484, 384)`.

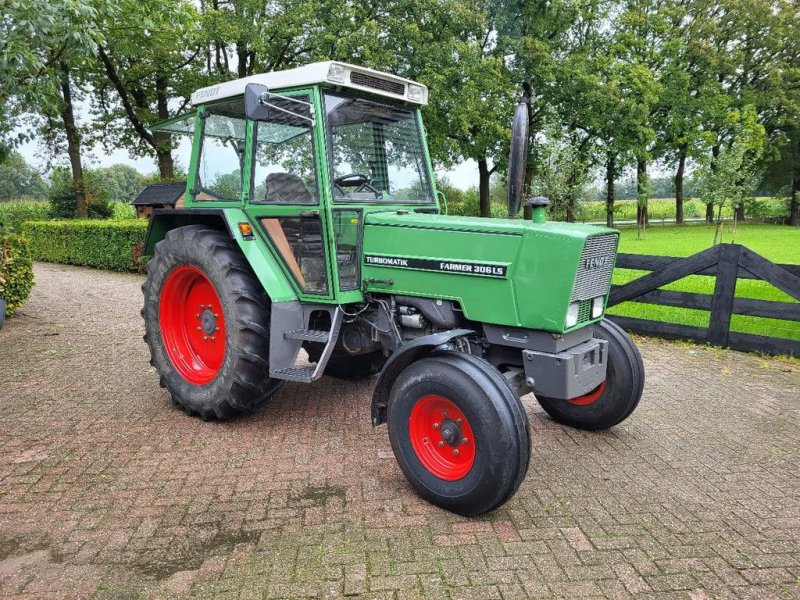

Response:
(607, 223), (800, 342)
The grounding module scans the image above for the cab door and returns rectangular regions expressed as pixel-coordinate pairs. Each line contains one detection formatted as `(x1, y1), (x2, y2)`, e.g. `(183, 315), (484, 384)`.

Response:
(243, 90), (333, 300)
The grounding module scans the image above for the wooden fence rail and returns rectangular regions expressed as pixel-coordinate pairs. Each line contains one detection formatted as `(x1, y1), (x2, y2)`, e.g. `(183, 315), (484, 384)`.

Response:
(607, 243), (800, 357)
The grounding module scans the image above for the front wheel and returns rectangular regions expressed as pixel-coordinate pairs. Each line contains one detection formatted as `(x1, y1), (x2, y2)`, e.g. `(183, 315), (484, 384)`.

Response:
(535, 319), (644, 430)
(387, 351), (530, 516)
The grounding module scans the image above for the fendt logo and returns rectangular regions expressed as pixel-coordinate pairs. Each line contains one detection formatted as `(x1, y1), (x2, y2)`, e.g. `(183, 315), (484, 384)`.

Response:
(583, 256), (609, 270)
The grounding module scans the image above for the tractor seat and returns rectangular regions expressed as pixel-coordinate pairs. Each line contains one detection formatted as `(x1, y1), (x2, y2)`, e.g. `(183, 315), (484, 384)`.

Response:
(265, 172), (315, 204)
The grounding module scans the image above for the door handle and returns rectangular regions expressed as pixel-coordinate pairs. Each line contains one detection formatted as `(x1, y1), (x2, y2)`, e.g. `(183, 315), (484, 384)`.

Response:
(298, 210), (319, 218)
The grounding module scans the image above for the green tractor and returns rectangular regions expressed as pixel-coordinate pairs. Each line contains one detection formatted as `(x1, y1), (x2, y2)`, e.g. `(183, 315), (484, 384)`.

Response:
(141, 62), (644, 516)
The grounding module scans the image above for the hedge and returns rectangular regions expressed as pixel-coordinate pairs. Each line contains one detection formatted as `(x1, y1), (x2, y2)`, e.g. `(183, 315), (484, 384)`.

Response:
(0, 200), (51, 234)
(1, 233), (34, 316)
(22, 219), (148, 272)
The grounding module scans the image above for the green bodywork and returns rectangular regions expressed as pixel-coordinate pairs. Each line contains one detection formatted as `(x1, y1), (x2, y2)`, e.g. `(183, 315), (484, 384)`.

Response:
(146, 82), (618, 336)
(362, 213), (616, 332)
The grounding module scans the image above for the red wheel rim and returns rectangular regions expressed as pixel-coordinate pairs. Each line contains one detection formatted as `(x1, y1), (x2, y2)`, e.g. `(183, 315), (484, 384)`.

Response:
(408, 394), (476, 480)
(159, 265), (226, 385)
(567, 380), (607, 406)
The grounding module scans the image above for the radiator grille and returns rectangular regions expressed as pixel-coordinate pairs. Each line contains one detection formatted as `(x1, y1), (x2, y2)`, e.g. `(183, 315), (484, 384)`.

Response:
(577, 299), (592, 324)
(571, 234), (618, 302)
(350, 71), (406, 96)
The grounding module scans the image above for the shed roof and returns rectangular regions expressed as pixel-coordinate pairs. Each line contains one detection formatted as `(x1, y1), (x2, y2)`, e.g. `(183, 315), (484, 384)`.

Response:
(132, 182), (186, 206)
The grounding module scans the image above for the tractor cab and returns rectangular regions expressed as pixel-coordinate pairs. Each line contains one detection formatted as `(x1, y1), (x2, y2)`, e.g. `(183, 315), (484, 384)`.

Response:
(149, 62), (436, 303)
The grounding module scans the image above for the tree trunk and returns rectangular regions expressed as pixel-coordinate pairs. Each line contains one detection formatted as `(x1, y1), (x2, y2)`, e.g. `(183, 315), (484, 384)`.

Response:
(236, 42), (249, 78)
(566, 170), (577, 223)
(636, 158), (648, 236)
(790, 172), (799, 226)
(675, 143), (686, 225)
(705, 202), (714, 223)
(155, 77), (174, 180)
(478, 157), (491, 218)
(59, 63), (87, 218)
(706, 144), (720, 223)
(605, 152), (616, 228)
(735, 203), (745, 222)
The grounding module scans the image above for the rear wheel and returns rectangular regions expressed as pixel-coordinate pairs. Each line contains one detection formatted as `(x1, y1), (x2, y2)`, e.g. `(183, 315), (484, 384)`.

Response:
(387, 351), (530, 516)
(535, 319), (644, 430)
(142, 225), (283, 419)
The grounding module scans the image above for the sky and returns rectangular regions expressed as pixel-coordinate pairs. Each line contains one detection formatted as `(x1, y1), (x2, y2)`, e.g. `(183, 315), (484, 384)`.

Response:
(17, 130), (482, 190)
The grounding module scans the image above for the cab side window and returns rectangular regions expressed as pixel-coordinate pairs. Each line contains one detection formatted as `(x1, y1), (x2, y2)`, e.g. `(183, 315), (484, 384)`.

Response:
(251, 95), (317, 204)
(195, 104), (246, 201)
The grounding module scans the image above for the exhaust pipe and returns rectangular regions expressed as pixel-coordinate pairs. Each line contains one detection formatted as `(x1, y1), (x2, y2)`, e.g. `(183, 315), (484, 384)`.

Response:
(506, 93), (530, 219)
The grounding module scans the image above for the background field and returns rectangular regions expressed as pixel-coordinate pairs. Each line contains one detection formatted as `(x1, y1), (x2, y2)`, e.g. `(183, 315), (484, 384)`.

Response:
(608, 223), (800, 341)
(577, 196), (790, 223)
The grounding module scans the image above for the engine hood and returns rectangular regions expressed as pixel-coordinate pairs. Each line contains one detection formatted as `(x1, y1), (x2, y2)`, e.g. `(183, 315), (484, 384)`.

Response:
(361, 211), (618, 333)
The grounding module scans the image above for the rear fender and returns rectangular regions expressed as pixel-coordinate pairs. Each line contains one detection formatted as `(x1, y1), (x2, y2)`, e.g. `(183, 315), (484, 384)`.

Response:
(144, 208), (297, 303)
(371, 329), (475, 426)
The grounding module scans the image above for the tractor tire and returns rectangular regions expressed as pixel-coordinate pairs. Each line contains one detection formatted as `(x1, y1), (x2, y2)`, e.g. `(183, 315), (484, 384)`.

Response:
(142, 225), (283, 420)
(305, 345), (386, 380)
(535, 319), (644, 430)
(386, 351), (530, 516)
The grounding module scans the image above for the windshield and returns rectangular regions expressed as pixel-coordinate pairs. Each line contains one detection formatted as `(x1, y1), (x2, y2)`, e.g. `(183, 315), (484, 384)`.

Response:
(324, 92), (433, 203)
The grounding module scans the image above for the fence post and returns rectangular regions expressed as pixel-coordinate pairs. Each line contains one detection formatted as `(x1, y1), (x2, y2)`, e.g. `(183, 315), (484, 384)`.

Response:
(707, 244), (741, 347)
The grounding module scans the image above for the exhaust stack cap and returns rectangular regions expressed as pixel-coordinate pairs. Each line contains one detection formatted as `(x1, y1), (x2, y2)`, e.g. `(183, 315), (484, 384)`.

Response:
(526, 196), (550, 224)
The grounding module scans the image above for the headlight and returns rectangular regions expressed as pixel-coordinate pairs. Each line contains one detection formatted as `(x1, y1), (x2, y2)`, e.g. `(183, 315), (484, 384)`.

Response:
(327, 63), (347, 83)
(565, 302), (580, 329)
(407, 84), (424, 102)
(591, 296), (604, 319)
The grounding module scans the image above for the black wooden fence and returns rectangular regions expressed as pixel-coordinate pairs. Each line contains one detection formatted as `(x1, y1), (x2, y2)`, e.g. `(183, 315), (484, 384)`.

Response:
(607, 243), (800, 357)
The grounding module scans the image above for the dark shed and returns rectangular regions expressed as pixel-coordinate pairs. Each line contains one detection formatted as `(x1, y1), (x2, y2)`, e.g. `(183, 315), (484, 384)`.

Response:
(132, 182), (186, 219)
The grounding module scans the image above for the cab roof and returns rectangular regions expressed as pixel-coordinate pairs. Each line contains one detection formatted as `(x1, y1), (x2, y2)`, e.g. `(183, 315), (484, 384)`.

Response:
(190, 61), (428, 106)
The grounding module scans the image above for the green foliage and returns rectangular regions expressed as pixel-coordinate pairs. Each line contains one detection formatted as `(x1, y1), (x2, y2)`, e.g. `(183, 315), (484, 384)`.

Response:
(111, 203), (136, 220)
(93, 164), (146, 203)
(530, 127), (594, 221)
(697, 105), (767, 215)
(22, 220), (148, 272)
(0, 152), (49, 200)
(0, 233), (35, 316)
(0, 200), (51, 234)
(448, 190), (507, 219)
(48, 169), (113, 219)
(87, 0), (201, 178)
(0, 0), (107, 153)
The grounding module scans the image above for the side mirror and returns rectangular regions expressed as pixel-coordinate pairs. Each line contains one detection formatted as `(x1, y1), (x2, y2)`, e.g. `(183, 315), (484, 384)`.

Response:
(245, 83), (271, 121)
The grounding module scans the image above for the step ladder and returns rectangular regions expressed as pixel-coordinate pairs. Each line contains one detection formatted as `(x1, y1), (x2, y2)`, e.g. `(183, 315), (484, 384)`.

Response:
(269, 304), (343, 383)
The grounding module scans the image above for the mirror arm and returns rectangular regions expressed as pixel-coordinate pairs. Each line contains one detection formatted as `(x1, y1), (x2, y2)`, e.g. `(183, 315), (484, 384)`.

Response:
(259, 91), (316, 126)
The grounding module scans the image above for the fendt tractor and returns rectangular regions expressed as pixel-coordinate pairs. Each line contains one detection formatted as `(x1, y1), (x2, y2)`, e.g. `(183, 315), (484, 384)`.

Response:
(140, 61), (644, 516)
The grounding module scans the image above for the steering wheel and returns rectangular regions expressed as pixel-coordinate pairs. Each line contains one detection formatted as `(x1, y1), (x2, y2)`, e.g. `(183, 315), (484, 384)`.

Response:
(334, 173), (380, 195)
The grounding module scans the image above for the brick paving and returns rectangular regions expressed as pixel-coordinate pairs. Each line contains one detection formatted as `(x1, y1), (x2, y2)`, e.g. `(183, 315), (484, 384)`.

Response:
(0, 262), (798, 599)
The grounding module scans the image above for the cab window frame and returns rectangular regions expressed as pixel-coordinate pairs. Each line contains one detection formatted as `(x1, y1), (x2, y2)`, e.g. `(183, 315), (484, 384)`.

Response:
(248, 90), (319, 206)
(193, 100), (248, 202)
(322, 89), (436, 206)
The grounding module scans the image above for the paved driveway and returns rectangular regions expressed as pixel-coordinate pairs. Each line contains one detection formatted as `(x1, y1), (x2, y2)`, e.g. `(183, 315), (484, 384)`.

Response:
(1, 263), (798, 599)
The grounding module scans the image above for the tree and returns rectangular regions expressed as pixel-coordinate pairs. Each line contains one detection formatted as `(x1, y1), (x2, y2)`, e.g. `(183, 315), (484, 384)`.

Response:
(652, 0), (715, 224)
(0, 152), (49, 200)
(697, 105), (766, 243)
(93, 164), (146, 203)
(1, 0), (109, 216)
(745, 0), (800, 225)
(530, 125), (592, 221)
(88, 0), (202, 180)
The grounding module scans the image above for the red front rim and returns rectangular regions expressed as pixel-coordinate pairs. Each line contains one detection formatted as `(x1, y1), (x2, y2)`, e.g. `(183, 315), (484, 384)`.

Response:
(567, 380), (607, 406)
(159, 265), (226, 385)
(408, 394), (476, 481)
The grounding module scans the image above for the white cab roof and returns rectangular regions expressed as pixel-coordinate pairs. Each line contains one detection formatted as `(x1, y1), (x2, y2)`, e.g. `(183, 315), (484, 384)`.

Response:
(191, 61), (428, 106)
